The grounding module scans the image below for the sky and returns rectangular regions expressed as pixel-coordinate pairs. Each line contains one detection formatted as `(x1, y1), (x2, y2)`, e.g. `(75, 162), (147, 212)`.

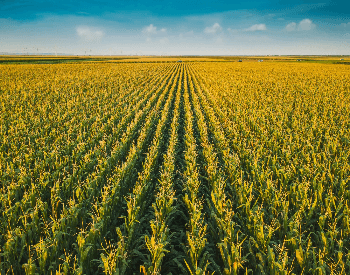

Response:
(0, 0), (350, 55)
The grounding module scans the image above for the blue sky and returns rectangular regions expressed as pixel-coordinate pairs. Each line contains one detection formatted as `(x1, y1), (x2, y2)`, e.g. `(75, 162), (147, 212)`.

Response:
(1, 0), (349, 55)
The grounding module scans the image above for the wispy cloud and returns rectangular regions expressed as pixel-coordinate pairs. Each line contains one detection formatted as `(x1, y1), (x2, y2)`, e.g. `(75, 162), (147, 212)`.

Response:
(285, 19), (316, 31)
(76, 26), (104, 41)
(143, 24), (157, 34)
(341, 22), (350, 28)
(215, 36), (224, 43)
(246, 24), (267, 31)
(285, 22), (297, 31)
(298, 19), (315, 31)
(0, 18), (17, 26)
(142, 24), (167, 35)
(179, 30), (194, 38)
(227, 28), (239, 34)
(228, 24), (267, 33)
(159, 37), (169, 44)
(204, 23), (222, 34)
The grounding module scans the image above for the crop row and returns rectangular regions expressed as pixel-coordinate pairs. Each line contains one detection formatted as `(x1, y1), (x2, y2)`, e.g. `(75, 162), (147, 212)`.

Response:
(1, 61), (350, 274)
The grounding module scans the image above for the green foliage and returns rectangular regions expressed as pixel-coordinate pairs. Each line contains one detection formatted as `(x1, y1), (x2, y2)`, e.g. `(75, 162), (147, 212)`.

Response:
(1, 61), (350, 274)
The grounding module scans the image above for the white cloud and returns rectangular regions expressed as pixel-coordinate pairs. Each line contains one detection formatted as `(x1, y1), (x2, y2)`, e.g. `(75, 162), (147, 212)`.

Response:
(228, 24), (267, 33)
(298, 19), (315, 31)
(204, 23), (222, 34)
(246, 24), (267, 31)
(285, 19), (316, 32)
(285, 22), (297, 31)
(76, 26), (104, 41)
(143, 24), (157, 34)
(142, 24), (167, 35)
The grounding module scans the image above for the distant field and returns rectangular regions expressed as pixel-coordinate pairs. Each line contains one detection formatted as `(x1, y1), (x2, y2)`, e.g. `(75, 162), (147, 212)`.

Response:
(0, 59), (350, 274)
(1, 55), (349, 64)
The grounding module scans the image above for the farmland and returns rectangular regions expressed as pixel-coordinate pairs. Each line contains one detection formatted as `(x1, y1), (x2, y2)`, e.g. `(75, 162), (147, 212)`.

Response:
(1, 58), (350, 274)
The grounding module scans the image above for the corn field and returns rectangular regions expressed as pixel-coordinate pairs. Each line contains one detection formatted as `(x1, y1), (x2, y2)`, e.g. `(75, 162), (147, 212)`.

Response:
(0, 61), (350, 274)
